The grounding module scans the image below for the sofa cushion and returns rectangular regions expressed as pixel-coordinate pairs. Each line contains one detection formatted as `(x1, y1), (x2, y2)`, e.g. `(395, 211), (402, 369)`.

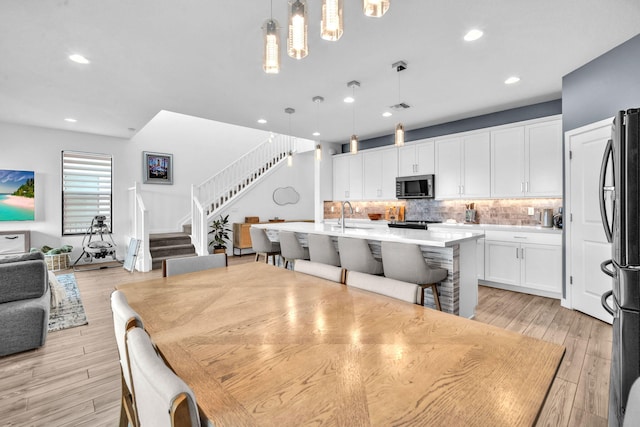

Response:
(0, 251), (44, 264)
(0, 256), (48, 304)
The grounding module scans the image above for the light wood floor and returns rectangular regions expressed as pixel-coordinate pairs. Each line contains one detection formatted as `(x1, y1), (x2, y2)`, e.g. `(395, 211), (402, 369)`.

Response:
(0, 256), (611, 426)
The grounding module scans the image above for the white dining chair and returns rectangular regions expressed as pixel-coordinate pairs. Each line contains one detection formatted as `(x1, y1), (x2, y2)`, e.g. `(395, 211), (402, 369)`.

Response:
(294, 259), (345, 284)
(163, 254), (226, 277)
(307, 233), (341, 267)
(346, 271), (422, 304)
(249, 227), (281, 265)
(337, 236), (383, 276)
(380, 241), (448, 310)
(111, 290), (144, 427)
(126, 327), (201, 427)
(279, 231), (310, 269)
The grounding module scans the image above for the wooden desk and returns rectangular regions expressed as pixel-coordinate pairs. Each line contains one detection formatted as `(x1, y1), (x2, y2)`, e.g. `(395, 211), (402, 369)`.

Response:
(117, 263), (564, 426)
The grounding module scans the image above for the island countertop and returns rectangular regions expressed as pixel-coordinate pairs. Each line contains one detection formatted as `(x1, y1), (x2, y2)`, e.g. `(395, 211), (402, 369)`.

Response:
(252, 221), (483, 247)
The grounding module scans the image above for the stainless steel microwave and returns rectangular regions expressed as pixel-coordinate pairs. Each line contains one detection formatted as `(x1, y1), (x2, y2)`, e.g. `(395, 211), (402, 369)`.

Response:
(396, 175), (435, 199)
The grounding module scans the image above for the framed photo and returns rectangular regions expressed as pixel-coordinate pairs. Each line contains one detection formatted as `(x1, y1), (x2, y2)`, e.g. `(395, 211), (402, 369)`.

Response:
(143, 151), (173, 185)
(0, 169), (35, 221)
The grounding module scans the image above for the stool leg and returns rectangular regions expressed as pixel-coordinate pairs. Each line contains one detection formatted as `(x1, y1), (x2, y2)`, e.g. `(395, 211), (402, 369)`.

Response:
(431, 284), (442, 311)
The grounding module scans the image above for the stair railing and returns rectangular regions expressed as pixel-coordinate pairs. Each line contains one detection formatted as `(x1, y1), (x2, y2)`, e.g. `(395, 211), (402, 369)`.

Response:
(191, 187), (208, 256)
(128, 181), (151, 272)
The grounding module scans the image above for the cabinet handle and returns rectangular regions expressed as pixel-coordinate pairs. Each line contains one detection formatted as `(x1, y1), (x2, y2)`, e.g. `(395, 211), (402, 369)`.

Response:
(520, 182), (524, 192)
(521, 248), (525, 259)
(513, 236), (527, 239)
(460, 185), (464, 195)
(516, 248), (519, 259)
(525, 181), (529, 193)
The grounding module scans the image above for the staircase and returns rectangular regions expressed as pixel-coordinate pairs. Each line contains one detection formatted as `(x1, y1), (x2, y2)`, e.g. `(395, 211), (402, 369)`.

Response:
(149, 228), (196, 270)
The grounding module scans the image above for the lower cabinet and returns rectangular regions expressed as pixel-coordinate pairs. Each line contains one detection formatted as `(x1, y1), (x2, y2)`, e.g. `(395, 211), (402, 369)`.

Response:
(483, 231), (562, 297)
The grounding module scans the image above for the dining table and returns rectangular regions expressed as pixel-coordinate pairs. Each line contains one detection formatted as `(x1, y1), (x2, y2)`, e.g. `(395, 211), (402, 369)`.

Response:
(116, 262), (564, 426)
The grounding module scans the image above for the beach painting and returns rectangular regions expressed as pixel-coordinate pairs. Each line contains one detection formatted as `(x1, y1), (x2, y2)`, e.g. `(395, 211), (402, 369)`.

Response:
(0, 169), (35, 221)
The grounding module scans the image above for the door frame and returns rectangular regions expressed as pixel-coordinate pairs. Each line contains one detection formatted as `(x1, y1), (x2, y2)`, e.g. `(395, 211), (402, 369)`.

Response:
(563, 117), (613, 313)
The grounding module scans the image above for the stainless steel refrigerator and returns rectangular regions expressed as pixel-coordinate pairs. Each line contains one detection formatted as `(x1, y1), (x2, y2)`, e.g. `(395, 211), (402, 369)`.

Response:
(600, 108), (640, 426)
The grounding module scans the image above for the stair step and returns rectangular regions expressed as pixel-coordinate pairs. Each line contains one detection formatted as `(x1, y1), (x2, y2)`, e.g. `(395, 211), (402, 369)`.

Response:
(151, 253), (197, 270)
(150, 232), (191, 248)
(149, 243), (196, 259)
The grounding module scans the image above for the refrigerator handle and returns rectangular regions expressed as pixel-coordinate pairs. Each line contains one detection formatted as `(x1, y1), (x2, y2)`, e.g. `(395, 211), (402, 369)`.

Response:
(599, 138), (614, 243)
(600, 259), (616, 278)
(601, 290), (614, 316)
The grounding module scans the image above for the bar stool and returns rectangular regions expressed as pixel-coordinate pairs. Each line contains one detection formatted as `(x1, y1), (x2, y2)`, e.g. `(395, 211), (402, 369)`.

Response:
(279, 231), (310, 269)
(249, 227), (281, 265)
(337, 237), (383, 276)
(380, 241), (448, 311)
(307, 234), (341, 267)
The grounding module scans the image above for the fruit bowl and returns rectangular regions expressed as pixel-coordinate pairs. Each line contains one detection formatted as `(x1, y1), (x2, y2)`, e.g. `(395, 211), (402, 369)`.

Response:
(367, 213), (382, 221)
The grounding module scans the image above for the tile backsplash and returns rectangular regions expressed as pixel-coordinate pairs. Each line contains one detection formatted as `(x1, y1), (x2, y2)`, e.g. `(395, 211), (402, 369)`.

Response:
(324, 198), (562, 226)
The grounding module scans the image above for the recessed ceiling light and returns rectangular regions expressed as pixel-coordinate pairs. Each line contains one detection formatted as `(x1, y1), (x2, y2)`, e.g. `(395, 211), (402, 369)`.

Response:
(68, 54), (90, 64)
(343, 96), (355, 103)
(257, 118), (267, 124)
(64, 118), (77, 123)
(464, 29), (484, 42)
(504, 76), (521, 85)
(312, 131), (320, 136)
(382, 111), (392, 118)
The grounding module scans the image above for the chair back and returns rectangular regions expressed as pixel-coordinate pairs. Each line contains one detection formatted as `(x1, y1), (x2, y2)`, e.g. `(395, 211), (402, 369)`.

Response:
(111, 290), (144, 393)
(163, 254), (226, 277)
(250, 227), (275, 252)
(381, 241), (447, 284)
(308, 234), (340, 267)
(337, 237), (383, 275)
(279, 231), (308, 260)
(294, 259), (345, 283)
(127, 327), (201, 427)
(346, 271), (420, 304)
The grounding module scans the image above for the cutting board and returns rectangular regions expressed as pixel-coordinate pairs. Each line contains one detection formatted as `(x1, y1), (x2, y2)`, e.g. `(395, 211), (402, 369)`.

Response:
(384, 206), (404, 221)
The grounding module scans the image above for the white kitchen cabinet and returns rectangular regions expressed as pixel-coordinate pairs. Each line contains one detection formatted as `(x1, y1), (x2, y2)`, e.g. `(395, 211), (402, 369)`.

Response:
(483, 230), (562, 297)
(397, 139), (434, 177)
(363, 147), (398, 199)
(477, 237), (485, 280)
(490, 118), (562, 198)
(435, 132), (490, 199)
(332, 153), (363, 200)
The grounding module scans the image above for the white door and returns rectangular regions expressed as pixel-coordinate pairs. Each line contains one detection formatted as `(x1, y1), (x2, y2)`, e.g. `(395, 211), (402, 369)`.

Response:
(521, 243), (562, 294)
(347, 154), (363, 200)
(332, 155), (349, 200)
(380, 147), (398, 199)
(566, 118), (614, 323)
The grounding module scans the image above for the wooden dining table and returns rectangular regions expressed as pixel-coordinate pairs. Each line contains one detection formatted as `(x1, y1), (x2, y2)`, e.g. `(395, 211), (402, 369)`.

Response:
(116, 262), (564, 426)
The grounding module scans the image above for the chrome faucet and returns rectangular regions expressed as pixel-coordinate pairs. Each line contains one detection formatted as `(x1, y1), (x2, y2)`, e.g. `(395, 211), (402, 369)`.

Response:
(339, 200), (354, 232)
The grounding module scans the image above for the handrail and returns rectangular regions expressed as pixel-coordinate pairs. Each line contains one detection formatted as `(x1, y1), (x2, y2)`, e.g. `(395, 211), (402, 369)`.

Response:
(191, 186), (208, 256)
(129, 182), (151, 272)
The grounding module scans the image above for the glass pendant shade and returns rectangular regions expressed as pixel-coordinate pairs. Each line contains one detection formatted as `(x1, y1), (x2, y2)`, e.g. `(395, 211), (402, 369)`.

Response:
(321, 0), (343, 41)
(287, 0), (308, 59)
(350, 135), (359, 154)
(315, 144), (322, 161)
(394, 123), (405, 146)
(287, 151), (293, 167)
(363, 0), (390, 17)
(263, 19), (280, 74)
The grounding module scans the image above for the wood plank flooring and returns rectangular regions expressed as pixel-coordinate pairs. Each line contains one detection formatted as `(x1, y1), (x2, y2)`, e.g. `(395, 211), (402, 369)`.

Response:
(0, 257), (612, 426)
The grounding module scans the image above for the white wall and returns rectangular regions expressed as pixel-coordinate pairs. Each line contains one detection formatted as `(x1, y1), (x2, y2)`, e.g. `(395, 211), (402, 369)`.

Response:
(0, 122), (130, 259)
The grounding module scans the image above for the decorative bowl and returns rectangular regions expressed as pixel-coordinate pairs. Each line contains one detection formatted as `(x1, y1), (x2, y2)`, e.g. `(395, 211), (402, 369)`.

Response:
(367, 213), (383, 221)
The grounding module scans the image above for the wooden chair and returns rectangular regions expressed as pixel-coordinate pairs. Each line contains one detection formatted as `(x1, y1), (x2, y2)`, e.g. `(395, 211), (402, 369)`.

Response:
(380, 241), (448, 310)
(163, 254), (226, 277)
(307, 233), (341, 267)
(111, 290), (144, 427)
(249, 227), (281, 265)
(337, 237), (383, 275)
(126, 327), (201, 427)
(279, 231), (310, 269)
(294, 259), (345, 284)
(345, 271), (422, 304)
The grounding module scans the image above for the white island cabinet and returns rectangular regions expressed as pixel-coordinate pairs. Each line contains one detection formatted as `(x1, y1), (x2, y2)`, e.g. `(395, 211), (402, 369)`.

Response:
(252, 221), (483, 319)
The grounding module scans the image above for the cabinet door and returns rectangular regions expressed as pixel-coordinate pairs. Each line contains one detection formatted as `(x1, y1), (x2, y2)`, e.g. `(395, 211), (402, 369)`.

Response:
(435, 137), (462, 199)
(525, 120), (563, 197)
(521, 243), (562, 293)
(332, 155), (349, 200)
(380, 147), (398, 199)
(491, 127), (525, 198)
(398, 145), (417, 176)
(462, 132), (491, 198)
(415, 140), (435, 175)
(348, 154), (363, 200)
(363, 150), (383, 199)
(484, 240), (520, 285)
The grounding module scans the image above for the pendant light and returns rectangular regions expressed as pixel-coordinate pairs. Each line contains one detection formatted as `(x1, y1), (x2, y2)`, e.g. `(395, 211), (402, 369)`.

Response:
(312, 96), (324, 161)
(347, 81), (360, 154)
(262, 1), (280, 74)
(321, 0), (343, 41)
(363, 0), (390, 18)
(285, 107), (295, 166)
(392, 61), (408, 146)
(287, 0), (308, 59)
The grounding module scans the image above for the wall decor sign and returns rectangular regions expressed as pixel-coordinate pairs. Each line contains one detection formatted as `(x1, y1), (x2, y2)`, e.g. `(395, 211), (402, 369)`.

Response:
(0, 169), (35, 221)
(143, 151), (173, 184)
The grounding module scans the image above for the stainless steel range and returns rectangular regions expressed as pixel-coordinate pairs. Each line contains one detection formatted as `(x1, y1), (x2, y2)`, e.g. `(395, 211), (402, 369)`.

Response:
(387, 220), (441, 230)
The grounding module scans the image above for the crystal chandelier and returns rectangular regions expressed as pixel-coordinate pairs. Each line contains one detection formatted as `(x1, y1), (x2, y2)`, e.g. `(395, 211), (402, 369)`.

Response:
(287, 0), (308, 59)
(363, 0), (390, 18)
(321, 0), (343, 41)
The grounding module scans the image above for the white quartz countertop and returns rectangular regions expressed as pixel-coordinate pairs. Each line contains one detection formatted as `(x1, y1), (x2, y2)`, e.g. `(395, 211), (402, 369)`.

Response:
(252, 221), (484, 247)
(428, 222), (563, 234)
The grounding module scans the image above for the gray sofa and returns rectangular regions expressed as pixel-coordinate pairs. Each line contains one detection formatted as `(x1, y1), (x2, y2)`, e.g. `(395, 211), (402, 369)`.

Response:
(0, 252), (50, 357)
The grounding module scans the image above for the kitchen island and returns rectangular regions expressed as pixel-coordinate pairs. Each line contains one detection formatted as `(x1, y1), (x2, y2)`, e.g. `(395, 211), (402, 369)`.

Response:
(252, 221), (484, 318)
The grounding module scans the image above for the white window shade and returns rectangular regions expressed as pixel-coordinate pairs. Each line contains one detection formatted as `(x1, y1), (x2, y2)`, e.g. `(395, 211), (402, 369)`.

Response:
(62, 151), (112, 235)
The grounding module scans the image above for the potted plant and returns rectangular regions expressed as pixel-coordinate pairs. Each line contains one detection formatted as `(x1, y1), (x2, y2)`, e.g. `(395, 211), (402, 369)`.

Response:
(208, 214), (231, 254)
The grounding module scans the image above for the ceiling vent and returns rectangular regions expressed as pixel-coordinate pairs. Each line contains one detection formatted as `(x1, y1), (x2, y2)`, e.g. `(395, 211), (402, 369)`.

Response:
(390, 102), (410, 110)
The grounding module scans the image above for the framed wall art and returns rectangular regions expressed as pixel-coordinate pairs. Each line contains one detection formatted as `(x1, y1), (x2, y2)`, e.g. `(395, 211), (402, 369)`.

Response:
(0, 169), (35, 221)
(143, 151), (173, 185)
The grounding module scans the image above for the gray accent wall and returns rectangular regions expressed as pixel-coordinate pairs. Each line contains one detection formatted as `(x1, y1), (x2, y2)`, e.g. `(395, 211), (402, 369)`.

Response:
(563, 33), (640, 133)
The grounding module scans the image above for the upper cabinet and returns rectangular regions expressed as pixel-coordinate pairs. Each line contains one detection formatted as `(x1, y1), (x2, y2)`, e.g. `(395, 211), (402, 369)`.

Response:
(435, 132), (490, 199)
(332, 153), (363, 201)
(363, 147), (398, 200)
(491, 119), (562, 198)
(398, 139), (434, 177)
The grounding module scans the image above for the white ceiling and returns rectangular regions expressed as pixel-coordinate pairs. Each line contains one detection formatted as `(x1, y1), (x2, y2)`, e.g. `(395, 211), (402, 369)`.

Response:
(1, 0), (639, 143)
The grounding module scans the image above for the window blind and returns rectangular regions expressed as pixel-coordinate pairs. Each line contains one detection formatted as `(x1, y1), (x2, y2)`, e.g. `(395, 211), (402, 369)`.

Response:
(62, 151), (113, 235)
